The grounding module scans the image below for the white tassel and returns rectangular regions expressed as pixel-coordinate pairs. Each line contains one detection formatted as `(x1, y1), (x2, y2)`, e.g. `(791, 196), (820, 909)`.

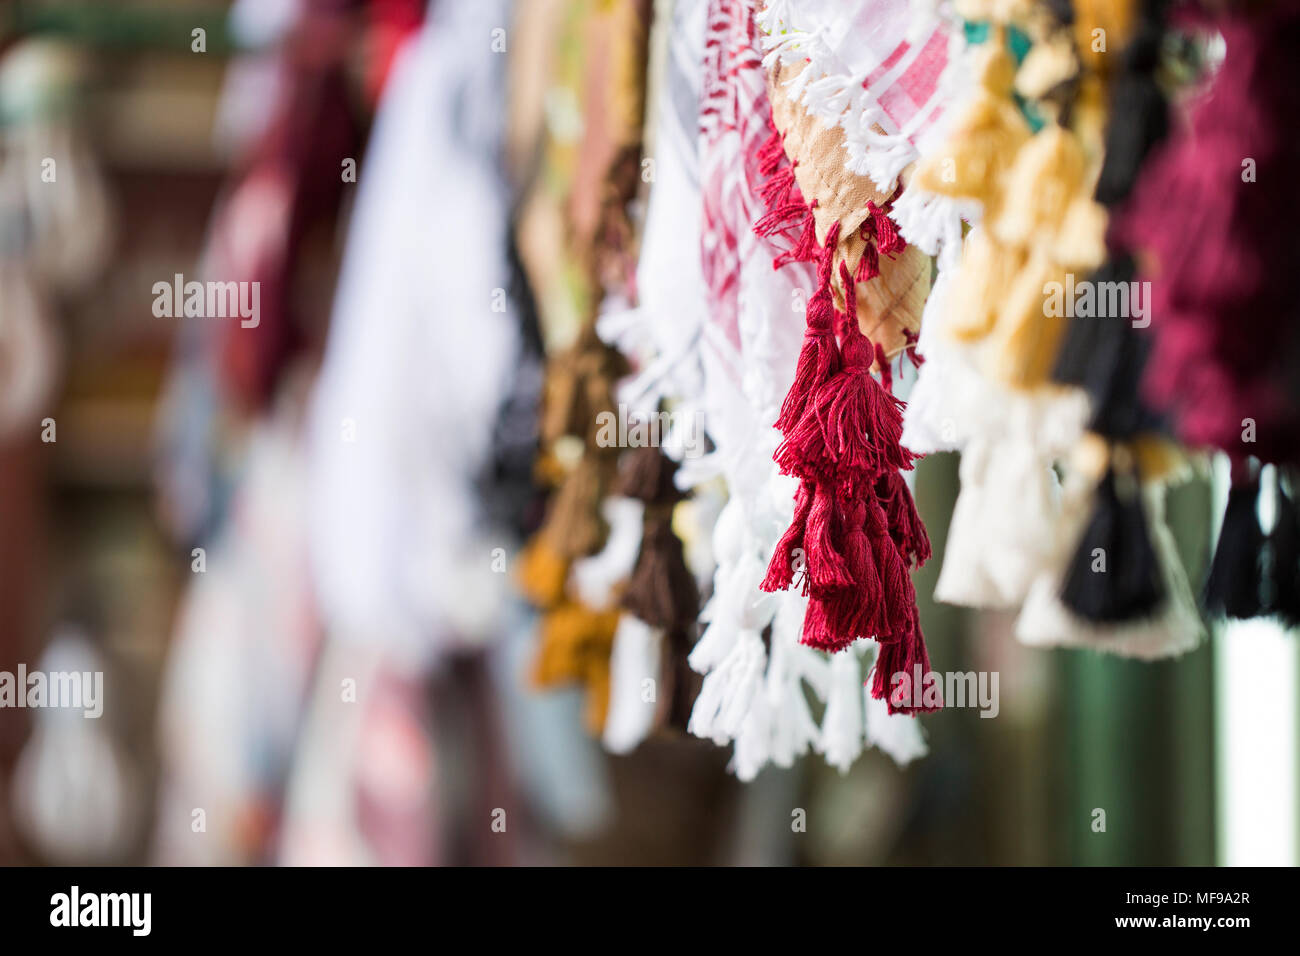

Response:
(819, 645), (866, 773)
(765, 616), (824, 768)
(891, 189), (978, 267)
(980, 438), (1061, 604)
(571, 497), (645, 609)
(602, 616), (664, 755)
(864, 688), (929, 766)
(688, 627), (768, 745)
(934, 439), (1006, 606)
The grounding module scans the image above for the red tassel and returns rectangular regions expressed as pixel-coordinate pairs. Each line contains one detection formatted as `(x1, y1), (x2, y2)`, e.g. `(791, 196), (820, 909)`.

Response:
(774, 411), (836, 480)
(761, 480), (812, 593)
(854, 242), (880, 283)
(874, 342), (893, 392)
(870, 610), (940, 715)
(805, 482), (854, 596)
(801, 597), (854, 652)
(757, 128), (789, 178)
(773, 228), (841, 436)
(876, 469), (932, 569)
(759, 166), (796, 209)
(866, 200), (905, 256)
(818, 498), (882, 642)
(865, 495), (913, 636)
(806, 268), (915, 482)
(771, 208), (819, 268)
(755, 201), (808, 239)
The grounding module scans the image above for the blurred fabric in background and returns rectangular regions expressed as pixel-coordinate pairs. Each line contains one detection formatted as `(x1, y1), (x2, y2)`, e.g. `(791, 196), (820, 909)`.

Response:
(0, 0), (1292, 867)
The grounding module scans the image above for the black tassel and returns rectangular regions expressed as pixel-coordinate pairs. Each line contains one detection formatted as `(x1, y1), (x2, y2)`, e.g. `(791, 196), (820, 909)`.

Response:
(1265, 474), (1300, 627)
(1093, 0), (1169, 206)
(1204, 472), (1266, 619)
(1061, 467), (1165, 622)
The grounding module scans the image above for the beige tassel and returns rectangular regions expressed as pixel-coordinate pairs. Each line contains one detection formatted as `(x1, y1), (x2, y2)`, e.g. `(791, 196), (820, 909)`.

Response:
(946, 228), (1027, 342)
(990, 253), (1070, 389)
(910, 42), (1031, 218)
(991, 124), (1087, 250)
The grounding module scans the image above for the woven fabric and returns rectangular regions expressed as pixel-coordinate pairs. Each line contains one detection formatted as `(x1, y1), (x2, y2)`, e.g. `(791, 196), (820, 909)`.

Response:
(757, 0), (953, 189)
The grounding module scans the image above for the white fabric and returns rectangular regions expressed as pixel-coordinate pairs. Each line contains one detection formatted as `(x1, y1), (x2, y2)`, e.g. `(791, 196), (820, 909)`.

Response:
(305, 4), (517, 672)
(611, 0), (927, 776)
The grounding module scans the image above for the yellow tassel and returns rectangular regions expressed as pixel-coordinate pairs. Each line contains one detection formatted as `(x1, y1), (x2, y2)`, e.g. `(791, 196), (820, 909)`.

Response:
(1052, 192), (1108, 271)
(910, 42), (1030, 216)
(990, 254), (1070, 389)
(1073, 0), (1137, 76)
(1130, 435), (1191, 485)
(516, 536), (571, 608)
(991, 124), (1087, 250)
(1014, 31), (1079, 102)
(532, 602), (619, 683)
(531, 601), (619, 734)
(946, 228), (1027, 342)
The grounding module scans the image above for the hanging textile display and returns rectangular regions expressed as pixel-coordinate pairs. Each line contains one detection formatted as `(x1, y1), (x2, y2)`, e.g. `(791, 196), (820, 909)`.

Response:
(516, 0), (655, 733)
(498, 0), (1300, 779)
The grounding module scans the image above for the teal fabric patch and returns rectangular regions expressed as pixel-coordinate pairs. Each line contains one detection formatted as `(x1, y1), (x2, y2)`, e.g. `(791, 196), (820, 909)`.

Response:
(960, 21), (1046, 132)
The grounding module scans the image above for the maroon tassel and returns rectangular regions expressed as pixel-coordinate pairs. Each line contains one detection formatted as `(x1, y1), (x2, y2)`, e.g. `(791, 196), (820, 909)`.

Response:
(817, 499), (882, 644)
(773, 227), (841, 436)
(757, 128), (789, 178)
(870, 610), (940, 715)
(795, 266), (915, 485)
(805, 482), (854, 597)
(761, 480), (812, 593)
(865, 495), (913, 636)
(876, 469), (932, 569)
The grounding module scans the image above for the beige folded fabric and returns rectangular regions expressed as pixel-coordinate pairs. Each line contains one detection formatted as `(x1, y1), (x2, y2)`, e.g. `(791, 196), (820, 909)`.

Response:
(768, 61), (930, 366)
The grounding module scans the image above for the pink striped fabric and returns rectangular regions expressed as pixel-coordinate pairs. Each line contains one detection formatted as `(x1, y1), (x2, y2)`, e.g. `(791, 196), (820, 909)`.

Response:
(698, 0), (773, 361)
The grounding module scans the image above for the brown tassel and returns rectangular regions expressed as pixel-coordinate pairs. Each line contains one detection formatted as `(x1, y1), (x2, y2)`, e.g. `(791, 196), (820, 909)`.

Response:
(541, 455), (613, 560)
(616, 443), (685, 503)
(620, 511), (699, 630)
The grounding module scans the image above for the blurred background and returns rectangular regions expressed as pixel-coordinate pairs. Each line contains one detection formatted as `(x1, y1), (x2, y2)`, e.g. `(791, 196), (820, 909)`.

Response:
(0, 0), (1295, 867)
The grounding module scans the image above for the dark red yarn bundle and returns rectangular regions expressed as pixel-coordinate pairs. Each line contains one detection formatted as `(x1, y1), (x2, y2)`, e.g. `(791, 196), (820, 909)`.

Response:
(752, 126), (935, 714)
(1119, 0), (1300, 465)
